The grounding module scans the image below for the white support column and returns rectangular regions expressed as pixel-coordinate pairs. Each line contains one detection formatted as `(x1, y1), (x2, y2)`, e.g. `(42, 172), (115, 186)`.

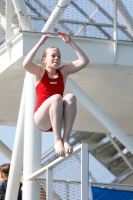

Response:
(11, 1), (41, 199)
(111, 0), (133, 36)
(41, 0), (72, 32)
(5, 78), (26, 200)
(107, 134), (133, 171)
(66, 77), (133, 154)
(0, 13), (18, 34)
(81, 143), (88, 200)
(6, 0), (13, 39)
(113, 0), (117, 41)
(5, 0), (14, 60)
(0, 140), (12, 161)
(74, 8), (98, 37)
(12, 0), (32, 31)
(23, 73), (41, 200)
(46, 168), (53, 200)
(0, 12), (18, 61)
(113, 0), (117, 61)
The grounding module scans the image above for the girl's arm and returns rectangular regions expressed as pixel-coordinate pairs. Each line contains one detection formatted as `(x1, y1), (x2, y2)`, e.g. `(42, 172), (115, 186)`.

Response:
(23, 34), (53, 75)
(58, 31), (89, 75)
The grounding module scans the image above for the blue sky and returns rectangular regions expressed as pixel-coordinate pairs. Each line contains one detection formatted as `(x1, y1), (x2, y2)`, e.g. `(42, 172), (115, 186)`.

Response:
(0, 125), (54, 165)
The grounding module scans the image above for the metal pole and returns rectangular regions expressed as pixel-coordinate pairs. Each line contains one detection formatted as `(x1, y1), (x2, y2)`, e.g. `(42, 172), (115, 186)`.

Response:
(11, 0), (41, 199)
(0, 13), (18, 34)
(113, 0), (117, 40)
(111, 0), (133, 36)
(81, 143), (88, 200)
(66, 77), (133, 154)
(12, 0), (32, 31)
(41, 0), (72, 32)
(46, 168), (53, 200)
(113, 0), (117, 61)
(107, 134), (133, 171)
(5, 78), (25, 200)
(23, 73), (41, 200)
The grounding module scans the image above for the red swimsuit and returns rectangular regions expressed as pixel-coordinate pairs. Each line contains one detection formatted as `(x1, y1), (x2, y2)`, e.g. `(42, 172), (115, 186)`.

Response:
(34, 68), (64, 132)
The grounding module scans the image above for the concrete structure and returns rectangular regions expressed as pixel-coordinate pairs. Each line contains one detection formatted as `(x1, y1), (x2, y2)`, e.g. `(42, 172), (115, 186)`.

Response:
(0, 0), (133, 199)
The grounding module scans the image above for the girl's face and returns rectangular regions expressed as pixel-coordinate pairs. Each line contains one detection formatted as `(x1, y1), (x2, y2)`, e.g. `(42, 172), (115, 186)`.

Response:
(42, 48), (61, 69)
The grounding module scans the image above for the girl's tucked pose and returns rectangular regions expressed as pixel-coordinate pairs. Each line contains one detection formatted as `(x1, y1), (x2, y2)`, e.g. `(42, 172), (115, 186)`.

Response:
(23, 31), (89, 157)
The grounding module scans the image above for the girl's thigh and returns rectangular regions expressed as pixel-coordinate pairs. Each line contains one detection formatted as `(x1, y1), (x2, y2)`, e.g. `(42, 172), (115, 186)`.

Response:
(34, 96), (54, 131)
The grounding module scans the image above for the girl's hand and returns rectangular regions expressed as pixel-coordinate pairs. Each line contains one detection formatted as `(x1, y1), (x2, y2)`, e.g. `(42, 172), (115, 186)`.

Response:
(57, 31), (70, 43)
(38, 34), (53, 46)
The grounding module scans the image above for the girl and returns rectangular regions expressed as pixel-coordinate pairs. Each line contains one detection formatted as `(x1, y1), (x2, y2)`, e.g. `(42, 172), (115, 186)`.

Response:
(23, 31), (89, 157)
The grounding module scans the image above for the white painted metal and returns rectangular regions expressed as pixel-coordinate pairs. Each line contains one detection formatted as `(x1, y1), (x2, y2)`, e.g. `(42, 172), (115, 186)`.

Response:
(74, 7), (99, 37)
(111, 0), (133, 36)
(89, 184), (93, 200)
(65, 183), (69, 199)
(107, 134), (133, 171)
(0, 33), (24, 74)
(41, 0), (72, 32)
(113, 0), (117, 61)
(5, 78), (25, 200)
(113, 0), (117, 41)
(6, 0), (13, 39)
(89, 172), (97, 183)
(0, 140), (12, 160)
(0, 0), (132, 198)
(28, 144), (89, 199)
(81, 143), (88, 200)
(12, 0), (32, 31)
(66, 77), (133, 154)
(28, 144), (82, 181)
(46, 168), (53, 200)
(91, 182), (133, 190)
(1, 34), (133, 75)
(5, 0), (14, 60)
(0, 13), (18, 34)
(10, 1), (41, 199)
(23, 73), (41, 200)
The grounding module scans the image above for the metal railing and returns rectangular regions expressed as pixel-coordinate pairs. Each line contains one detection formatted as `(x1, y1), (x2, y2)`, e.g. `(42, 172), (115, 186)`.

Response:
(28, 143), (89, 200)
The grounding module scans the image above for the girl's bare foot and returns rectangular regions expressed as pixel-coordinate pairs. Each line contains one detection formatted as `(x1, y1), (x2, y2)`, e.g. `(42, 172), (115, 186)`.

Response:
(64, 141), (73, 156)
(54, 139), (65, 157)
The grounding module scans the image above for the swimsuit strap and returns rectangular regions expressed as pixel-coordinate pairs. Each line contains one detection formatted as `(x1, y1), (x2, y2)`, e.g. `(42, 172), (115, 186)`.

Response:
(44, 68), (48, 77)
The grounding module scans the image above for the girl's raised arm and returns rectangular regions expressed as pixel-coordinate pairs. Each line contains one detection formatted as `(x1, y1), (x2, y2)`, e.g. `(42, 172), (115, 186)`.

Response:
(57, 31), (89, 75)
(23, 34), (53, 75)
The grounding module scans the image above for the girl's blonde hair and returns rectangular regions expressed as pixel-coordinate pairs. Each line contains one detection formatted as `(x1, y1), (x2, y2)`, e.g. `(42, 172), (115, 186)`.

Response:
(41, 46), (60, 64)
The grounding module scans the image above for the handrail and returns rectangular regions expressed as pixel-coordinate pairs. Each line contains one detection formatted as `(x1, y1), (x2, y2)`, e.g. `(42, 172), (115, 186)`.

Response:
(28, 143), (85, 181)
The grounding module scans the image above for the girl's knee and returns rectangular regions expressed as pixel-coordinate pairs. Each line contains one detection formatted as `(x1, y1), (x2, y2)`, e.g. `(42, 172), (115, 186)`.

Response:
(64, 93), (76, 103)
(52, 94), (63, 102)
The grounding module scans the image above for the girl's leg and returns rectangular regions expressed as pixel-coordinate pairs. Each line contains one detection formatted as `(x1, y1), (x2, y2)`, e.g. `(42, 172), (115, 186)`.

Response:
(49, 95), (65, 157)
(34, 94), (65, 157)
(63, 93), (77, 155)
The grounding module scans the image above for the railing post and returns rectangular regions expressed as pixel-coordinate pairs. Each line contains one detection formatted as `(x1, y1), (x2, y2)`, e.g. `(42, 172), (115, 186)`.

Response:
(46, 168), (53, 200)
(81, 143), (88, 200)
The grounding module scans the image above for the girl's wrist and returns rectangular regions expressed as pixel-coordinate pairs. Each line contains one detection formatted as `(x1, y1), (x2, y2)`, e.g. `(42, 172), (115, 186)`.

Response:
(66, 37), (71, 43)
